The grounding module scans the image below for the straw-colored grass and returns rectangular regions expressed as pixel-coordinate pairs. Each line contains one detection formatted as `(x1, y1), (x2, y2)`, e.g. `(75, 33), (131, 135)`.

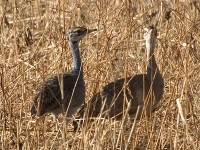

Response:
(0, 0), (200, 149)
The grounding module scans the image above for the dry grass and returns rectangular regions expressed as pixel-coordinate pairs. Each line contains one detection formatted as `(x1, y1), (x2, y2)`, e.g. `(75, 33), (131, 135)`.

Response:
(0, 0), (200, 149)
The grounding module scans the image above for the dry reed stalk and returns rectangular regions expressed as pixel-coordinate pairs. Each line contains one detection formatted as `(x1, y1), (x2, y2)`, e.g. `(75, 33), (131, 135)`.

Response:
(0, 0), (199, 149)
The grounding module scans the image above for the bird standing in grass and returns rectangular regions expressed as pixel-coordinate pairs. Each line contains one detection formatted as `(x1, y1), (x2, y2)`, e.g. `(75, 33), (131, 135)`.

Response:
(31, 27), (97, 123)
(74, 25), (164, 129)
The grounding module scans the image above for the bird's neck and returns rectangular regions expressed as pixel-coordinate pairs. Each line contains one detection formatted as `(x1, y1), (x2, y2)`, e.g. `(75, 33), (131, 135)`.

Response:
(69, 41), (83, 77)
(146, 43), (160, 79)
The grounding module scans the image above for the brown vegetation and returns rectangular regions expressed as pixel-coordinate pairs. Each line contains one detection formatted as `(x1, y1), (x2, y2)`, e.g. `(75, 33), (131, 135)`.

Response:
(0, 0), (200, 149)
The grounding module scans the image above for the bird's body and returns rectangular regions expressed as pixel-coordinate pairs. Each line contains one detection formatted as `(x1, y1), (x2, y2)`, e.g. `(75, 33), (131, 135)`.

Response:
(31, 73), (85, 118)
(31, 27), (97, 119)
(87, 73), (164, 120)
(75, 26), (164, 124)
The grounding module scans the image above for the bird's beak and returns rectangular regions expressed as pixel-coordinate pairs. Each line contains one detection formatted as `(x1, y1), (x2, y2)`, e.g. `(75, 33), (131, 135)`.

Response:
(87, 28), (97, 34)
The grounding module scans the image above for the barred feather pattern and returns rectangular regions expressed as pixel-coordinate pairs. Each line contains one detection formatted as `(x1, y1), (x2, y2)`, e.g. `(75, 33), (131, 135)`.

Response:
(31, 73), (85, 117)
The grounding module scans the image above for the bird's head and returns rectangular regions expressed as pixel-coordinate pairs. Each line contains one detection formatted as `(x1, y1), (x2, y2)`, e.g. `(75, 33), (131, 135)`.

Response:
(67, 27), (97, 43)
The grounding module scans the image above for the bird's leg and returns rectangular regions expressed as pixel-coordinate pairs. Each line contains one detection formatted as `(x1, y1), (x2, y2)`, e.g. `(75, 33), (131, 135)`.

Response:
(72, 107), (85, 131)
(52, 114), (62, 132)
(73, 119), (79, 131)
(55, 119), (60, 131)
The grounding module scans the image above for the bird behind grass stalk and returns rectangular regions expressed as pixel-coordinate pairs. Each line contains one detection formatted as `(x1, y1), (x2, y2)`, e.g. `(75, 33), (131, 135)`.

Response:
(74, 25), (164, 130)
(31, 27), (97, 129)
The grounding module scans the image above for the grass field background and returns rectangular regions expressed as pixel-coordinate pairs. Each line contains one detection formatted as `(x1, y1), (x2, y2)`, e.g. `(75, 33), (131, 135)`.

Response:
(0, 0), (200, 149)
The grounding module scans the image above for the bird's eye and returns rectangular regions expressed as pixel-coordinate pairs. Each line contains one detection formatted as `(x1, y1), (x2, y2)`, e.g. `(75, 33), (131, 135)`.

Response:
(76, 30), (84, 35)
(77, 31), (82, 34)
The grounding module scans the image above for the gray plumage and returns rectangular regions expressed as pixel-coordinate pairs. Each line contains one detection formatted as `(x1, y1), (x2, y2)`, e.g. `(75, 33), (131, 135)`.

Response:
(75, 26), (164, 124)
(31, 27), (97, 119)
